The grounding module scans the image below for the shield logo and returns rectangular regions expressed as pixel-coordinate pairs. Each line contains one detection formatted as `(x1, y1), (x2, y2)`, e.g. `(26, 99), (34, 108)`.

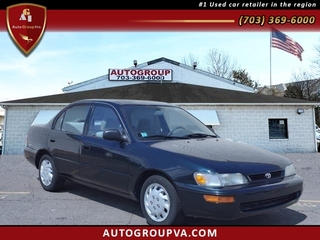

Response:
(6, 3), (47, 56)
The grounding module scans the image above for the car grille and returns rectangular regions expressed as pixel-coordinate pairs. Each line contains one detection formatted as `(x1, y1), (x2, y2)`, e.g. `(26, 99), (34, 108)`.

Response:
(248, 170), (284, 186)
(240, 192), (301, 212)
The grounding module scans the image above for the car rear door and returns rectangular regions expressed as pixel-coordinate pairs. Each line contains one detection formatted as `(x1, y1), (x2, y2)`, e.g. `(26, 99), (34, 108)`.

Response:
(79, 103), (131, 194)
(48, 103), (91, 179)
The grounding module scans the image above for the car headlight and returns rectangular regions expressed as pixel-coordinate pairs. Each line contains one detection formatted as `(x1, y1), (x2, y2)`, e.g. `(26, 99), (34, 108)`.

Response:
(193, 172), (248, 187)
(284, 164), (296, 177)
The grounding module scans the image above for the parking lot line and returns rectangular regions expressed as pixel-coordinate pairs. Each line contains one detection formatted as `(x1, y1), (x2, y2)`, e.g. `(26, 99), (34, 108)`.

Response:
(0, 191), (30, 194)
(299, 200), (320, 203)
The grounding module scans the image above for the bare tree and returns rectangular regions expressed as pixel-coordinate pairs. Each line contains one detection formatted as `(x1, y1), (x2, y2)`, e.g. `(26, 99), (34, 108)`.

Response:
(291, 68), (314, 82)
(205, 48), (238, 79)
(286, 69), (320, 125)
(311, 37), (320, 76)
(284, 70), (320, 101)
(181, 53), (200, 68)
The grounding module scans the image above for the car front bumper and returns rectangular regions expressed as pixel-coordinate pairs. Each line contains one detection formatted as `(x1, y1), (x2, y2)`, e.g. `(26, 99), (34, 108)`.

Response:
(176, 174), (303, 220)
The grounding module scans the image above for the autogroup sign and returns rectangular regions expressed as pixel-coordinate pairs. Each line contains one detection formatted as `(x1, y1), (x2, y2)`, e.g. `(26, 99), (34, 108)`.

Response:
(108, 69), (173, 81)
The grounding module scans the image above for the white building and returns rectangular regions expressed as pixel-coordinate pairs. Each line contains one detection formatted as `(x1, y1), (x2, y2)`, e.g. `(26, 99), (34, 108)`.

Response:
(62, 57), (254, 93)
(0, 57), (318, 155)
(0, 107), (4, 129)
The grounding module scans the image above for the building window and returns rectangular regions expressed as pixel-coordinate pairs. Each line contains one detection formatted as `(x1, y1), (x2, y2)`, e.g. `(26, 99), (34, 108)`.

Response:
(186, 109), (220, 126)
(31, 110), (60, 126)
(268, 119), (288, 139)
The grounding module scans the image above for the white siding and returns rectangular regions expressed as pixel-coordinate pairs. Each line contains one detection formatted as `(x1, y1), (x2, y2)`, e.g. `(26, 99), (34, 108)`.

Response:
(181, 105), (317, 153)
(3, 105), (66, 155)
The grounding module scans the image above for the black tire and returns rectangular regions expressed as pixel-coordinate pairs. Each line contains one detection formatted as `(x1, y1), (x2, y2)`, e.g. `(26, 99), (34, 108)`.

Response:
(38, 154), (65, 192)
(140, 175), (185, 225)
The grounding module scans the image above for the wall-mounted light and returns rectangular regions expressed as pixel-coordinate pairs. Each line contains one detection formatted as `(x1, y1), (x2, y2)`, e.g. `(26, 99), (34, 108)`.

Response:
(297, 108), (304, 114)
(133, 60), (137, 67)
(193, 62), (197, 70)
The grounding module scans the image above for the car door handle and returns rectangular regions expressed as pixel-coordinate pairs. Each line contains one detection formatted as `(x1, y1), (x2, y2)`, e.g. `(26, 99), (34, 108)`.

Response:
(82, 145), (91, 150)
(50, 138), (55, 142)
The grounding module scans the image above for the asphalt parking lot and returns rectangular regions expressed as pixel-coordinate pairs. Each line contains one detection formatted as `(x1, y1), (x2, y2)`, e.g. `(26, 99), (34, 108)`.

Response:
(0, 153), (320, 225)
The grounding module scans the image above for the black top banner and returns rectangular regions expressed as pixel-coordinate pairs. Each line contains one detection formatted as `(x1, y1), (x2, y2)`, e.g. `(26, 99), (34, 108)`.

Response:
(1, 1), (319, 10)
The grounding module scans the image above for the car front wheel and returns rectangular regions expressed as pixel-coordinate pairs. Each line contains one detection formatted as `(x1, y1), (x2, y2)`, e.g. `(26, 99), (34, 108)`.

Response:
(140, 175), (184, 225)
(39, 154), (65, 192)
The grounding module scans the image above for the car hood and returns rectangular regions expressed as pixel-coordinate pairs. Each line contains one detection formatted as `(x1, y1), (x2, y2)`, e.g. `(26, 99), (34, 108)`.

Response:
(148, 137), (291, 171)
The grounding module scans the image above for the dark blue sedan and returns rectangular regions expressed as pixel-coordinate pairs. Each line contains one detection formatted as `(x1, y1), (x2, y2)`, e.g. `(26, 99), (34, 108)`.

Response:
(24, 99), (303, 225)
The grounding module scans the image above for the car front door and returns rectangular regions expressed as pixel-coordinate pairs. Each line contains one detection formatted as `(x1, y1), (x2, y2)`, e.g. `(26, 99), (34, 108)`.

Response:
(79, 104), (131, 194)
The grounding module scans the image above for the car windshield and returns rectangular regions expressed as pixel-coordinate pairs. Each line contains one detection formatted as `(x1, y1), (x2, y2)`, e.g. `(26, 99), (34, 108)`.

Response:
(120, 105), (217, 140)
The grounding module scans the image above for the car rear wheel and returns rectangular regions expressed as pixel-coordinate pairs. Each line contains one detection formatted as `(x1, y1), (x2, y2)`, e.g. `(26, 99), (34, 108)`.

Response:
(39, 154), (65, 192)
(140, 175), (184, 225)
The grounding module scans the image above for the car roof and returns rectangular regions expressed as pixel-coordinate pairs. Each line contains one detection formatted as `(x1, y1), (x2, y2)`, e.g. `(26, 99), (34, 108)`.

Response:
(71, 99), (174, 107)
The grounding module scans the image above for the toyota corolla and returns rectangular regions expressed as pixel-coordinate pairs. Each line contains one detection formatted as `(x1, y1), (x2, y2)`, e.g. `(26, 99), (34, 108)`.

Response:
(24, 99), (303, 225)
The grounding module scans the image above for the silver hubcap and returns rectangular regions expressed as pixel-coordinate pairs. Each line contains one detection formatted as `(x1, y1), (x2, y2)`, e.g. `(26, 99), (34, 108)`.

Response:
(40, 159), (53, 186)
(144, 183), (170, 222)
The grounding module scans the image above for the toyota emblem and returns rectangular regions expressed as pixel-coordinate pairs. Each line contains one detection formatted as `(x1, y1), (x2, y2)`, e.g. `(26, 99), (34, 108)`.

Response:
(265, 172), (272, 179)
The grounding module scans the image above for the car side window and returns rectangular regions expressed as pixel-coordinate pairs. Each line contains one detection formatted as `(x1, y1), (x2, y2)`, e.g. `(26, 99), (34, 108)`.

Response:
(60, 105), (91, 134)
(54, 112), (65, 130)
(87, 105), (122, 138)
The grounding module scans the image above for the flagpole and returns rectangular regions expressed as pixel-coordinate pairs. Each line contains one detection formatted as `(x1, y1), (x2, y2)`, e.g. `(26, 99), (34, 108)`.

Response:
(270, 29), (272, 88)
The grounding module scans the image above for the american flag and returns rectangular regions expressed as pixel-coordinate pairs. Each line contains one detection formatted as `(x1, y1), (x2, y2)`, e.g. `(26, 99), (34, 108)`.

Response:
(271, 28), (304, 61)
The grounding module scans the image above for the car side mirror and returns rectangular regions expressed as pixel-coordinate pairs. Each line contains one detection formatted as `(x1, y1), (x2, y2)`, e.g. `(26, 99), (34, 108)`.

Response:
(103, 129), (128, 142)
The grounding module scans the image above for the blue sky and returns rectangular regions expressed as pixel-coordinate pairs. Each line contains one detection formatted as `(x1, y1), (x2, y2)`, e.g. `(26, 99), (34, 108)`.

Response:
(0, 31), (319, 101)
